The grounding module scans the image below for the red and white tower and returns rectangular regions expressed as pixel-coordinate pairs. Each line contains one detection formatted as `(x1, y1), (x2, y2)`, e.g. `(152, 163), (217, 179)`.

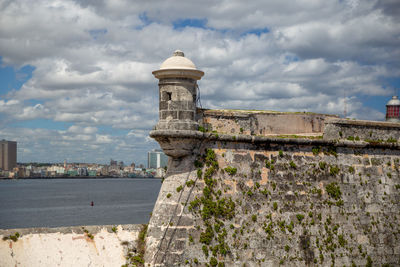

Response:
(386, 96), (400, 123)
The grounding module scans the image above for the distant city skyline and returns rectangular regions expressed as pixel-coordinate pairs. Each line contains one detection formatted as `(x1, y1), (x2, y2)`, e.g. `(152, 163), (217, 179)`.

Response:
(2, 161), (158, 179)
(1, 0), (399, 164)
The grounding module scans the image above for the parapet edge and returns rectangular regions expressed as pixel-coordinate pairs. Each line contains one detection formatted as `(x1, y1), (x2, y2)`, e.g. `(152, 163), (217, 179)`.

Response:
(198, 108), (339, 117)
(150, 130), (400, 150)
(326, 118), (400, 128)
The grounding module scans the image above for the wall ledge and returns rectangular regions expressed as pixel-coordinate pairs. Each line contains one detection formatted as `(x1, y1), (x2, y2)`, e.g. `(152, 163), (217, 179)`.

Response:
(150, 130), (400, 149)
(198, 108), (338, 117)
(327, 118), (400, 129)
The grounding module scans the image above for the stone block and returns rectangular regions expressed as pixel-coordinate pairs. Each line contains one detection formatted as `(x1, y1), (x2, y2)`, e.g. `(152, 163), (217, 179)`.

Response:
(178, 110), (194, 120)
(168, 100), (187, 110)
(357, 234), (369, 244)
(366, 203), (380, 213)
(159, 100), (168, 110)
(160, 110), (178, 120)
(187, 101), (195, 110)
(175, 216), (194, 226)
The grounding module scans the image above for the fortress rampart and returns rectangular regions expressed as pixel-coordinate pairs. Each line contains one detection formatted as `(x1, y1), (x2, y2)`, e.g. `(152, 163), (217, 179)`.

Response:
(197, 109), (338, 137)
(145, 119), (400, 266)
(144, 51), (400, 266)
(324, 119), (400, 142)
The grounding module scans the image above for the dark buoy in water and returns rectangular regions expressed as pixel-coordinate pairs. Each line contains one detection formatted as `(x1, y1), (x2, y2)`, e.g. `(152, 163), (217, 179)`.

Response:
(91, 201), (94, 206)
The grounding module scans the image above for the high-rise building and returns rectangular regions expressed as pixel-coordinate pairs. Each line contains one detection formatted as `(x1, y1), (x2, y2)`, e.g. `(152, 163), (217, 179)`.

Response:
(148, 149), (168, 169)
(0, 140), (17, 171)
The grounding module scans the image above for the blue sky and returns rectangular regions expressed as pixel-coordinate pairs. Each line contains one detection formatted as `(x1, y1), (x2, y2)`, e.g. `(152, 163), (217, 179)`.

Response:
(0, 0), (399, 165)
(0, 60), (35, 96)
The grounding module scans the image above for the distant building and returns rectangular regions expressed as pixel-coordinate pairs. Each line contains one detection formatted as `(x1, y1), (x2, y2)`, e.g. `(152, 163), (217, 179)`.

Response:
(148, 149), (168, 169)
(48, 165), (65, 174)
(0, 140), (17, 171)
(386, 96), (400, 123)
(77, 167), (88, 176)
(110, 159), (117, 166)
(67, 169), (78, 177)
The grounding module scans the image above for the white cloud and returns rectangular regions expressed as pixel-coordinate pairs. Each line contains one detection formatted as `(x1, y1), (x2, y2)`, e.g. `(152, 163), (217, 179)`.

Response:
(0, 0), (399, 163)
(66, 125), (97, 134)
(95, 134), (113, 144)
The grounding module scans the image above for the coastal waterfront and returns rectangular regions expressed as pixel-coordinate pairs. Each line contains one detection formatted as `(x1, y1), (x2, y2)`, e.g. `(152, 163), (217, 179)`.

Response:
(0, 178), (161, 229)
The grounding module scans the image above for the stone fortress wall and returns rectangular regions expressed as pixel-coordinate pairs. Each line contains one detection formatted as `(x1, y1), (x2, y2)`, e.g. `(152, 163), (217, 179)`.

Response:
(324, 119), (400, 142)
(145, 51), (400, 266)
(146, 118), (400, 267)
(197, 109), (338, 137)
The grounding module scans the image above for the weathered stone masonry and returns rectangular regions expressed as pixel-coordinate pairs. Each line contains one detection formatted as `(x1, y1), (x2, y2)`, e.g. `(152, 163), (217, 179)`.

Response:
(145, 131), (400, 266)
(197, 109), (338, 136)
(145, 51), (400, 266)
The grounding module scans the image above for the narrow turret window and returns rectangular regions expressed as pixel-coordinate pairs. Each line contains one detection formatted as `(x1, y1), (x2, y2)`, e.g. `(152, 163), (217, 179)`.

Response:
(166, 92), (172, 101)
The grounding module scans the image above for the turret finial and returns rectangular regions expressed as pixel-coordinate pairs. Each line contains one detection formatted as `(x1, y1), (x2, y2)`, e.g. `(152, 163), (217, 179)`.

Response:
(173, 50), (184, 57)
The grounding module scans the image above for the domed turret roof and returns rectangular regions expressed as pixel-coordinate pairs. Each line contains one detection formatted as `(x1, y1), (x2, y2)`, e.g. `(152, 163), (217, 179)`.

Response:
(387, 96), (400, 106)
(160, 50), (197, 70)
(153, 50), (204, 80)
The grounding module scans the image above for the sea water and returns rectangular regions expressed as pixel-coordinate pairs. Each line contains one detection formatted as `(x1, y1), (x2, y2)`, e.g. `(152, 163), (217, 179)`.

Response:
(0, 178), (161, 229)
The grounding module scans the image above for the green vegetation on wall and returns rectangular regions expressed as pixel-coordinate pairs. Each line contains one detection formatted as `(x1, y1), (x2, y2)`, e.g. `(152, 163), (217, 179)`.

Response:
(178, 144), (399, 266)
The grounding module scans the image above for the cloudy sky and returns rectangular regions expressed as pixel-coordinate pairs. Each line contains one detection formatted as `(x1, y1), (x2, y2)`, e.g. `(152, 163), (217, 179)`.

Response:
(0, 0), (399, 165)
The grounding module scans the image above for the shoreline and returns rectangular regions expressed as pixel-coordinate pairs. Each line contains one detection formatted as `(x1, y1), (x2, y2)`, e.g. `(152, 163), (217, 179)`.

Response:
(0, 176), (159, 180)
